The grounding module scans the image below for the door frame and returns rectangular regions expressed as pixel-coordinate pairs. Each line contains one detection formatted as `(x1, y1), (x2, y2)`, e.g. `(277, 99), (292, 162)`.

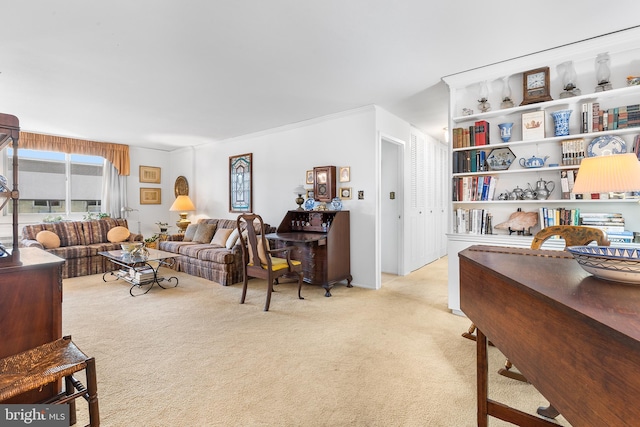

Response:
(376, 132), (405, 288)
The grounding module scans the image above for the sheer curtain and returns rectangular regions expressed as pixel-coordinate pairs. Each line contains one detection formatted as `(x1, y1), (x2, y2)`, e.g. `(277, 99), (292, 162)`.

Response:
(102, 160), (128, 218)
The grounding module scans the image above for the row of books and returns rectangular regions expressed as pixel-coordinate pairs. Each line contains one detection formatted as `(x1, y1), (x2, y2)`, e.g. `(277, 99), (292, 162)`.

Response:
(560, 138), (586, 166)
(452, 149), (488, 173)
(580, 212), (632, 243)
(451, 120), (490, 148)
(582, 102), (640, 133)
(453, 208), (492, 234)
(452, 175), (498, 202)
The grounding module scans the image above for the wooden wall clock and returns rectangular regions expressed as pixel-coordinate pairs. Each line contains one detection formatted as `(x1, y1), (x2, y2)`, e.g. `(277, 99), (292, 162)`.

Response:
(520, 67), (553, 105)
(313, 166), (336, 202)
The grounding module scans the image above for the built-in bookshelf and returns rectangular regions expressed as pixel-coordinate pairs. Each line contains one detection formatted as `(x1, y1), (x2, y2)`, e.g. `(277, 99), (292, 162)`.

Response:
(442, 27), (640, 314)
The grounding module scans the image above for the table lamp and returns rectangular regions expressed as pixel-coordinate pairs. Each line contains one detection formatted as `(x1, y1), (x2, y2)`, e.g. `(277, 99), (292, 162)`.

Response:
(572, 153), (640, 195)
(293, 185), (306, 210)
(170, 195), (196, 233)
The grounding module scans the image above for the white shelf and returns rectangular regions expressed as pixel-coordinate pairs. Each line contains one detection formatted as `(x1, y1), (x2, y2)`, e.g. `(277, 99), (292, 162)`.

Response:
(452, 198), (640, 205)
(452, 85), (640, 123)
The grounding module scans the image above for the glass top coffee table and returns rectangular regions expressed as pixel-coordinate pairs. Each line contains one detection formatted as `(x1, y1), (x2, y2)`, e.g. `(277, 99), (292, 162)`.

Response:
(99, 248), (179, 296)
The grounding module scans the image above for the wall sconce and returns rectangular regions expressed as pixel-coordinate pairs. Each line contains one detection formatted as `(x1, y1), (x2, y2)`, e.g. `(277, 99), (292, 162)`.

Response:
(169, 195), (196, 233)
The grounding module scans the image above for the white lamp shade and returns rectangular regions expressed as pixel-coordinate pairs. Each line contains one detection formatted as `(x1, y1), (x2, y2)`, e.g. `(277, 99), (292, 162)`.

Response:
(293, 185), (306, 195)
(169, 195), (196, 212)
(572, 153), (640, 194)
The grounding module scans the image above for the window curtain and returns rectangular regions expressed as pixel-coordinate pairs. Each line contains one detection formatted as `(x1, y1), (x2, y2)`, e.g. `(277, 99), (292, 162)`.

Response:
(102, 160), (128, 219)
(19, 131), (130, 175)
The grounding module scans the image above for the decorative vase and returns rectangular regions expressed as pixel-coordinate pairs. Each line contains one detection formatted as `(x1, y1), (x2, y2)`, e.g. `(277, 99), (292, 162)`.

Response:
(497, 123), (514, 142)
(551, 109), (572, 137)
(330, 197), (343, 211)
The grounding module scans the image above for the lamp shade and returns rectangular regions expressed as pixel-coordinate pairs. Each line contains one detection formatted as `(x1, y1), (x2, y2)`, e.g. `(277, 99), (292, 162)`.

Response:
(169, 195), (195, 212)
(572, 153), (640, 194)
(293, 185), (306, 195)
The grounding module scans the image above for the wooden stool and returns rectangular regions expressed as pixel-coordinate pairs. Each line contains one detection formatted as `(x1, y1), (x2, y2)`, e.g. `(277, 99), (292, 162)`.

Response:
(0, 336), (99, 427)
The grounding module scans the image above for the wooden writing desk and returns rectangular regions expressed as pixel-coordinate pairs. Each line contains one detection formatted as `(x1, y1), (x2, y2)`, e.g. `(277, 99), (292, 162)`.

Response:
(459, 245), (640, 426)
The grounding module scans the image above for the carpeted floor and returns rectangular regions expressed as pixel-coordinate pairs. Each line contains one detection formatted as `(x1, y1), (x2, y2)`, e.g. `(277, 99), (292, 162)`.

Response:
(62, 257), (568, 426)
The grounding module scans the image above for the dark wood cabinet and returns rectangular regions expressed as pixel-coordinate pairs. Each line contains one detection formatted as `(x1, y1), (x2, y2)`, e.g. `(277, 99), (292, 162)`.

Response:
(0, 247), (65, 402)
(268, 210), (351, 296)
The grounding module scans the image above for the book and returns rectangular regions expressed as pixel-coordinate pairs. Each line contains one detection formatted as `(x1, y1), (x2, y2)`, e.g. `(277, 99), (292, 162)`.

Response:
(474, 120), (489, 146)
(522, 111), (545, 140)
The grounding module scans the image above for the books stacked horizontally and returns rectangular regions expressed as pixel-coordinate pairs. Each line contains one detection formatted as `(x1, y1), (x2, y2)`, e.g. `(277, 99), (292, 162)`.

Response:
(579, 212), (633, 243)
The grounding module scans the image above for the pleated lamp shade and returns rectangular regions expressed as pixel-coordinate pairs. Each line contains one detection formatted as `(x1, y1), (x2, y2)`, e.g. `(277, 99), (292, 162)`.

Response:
(572, 153), (640, 194)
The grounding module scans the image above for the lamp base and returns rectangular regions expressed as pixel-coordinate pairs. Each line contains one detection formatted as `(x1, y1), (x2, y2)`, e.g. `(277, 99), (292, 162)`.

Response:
(176, 213), (190, 234)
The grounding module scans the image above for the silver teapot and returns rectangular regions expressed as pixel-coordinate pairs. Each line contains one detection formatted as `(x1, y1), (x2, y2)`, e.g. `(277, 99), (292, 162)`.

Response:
(535, 178), (555, 200)
(523, 184), (537, 200)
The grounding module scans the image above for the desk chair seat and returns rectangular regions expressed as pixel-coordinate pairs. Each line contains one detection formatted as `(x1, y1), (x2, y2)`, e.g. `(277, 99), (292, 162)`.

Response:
(237, 213), (304, 311)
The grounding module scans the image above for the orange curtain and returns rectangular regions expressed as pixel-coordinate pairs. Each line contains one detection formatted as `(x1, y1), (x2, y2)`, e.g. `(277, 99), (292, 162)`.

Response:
(18, 131), (130, 176)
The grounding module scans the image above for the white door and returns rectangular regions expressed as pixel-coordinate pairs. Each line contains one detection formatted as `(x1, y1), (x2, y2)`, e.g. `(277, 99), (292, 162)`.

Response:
(407, 130), (427, 272)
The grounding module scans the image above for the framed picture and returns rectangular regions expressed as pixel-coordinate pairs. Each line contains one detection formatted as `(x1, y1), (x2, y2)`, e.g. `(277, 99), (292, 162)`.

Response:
(339, 187), (352, 200)
(229, 153), (253, 213)
(306, 170), (314, 184)
(522, 111), (545, 141)
(140, 188), (161, 204)
(139, 165), (161, 183)
(339, 166), (350, 182)
(306, 190), (315, 199)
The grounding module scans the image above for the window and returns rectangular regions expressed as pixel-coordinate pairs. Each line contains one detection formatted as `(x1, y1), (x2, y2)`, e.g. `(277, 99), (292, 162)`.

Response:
(3, 148), (104, 215)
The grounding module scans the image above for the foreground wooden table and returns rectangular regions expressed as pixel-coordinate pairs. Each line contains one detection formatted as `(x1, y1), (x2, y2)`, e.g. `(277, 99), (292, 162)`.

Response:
(459, 245), (640, 426)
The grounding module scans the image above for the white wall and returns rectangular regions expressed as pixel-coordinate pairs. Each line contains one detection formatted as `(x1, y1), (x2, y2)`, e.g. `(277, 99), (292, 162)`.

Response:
(173, 106), (378, 288)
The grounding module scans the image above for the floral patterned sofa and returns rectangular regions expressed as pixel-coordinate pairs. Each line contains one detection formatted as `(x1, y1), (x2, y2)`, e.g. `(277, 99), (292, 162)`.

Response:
(158, 218), (274, 286)
(20, 218), (142, 278)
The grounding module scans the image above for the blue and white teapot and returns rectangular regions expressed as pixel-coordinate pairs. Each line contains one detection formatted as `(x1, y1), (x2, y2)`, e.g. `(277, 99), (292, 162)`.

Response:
(519, 155), (549, 169)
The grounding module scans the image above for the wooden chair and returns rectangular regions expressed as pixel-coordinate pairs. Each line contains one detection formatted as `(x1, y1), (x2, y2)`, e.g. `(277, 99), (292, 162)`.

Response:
(462, 225), (609, 418)
(0, 336), (99, 427)
(237, 213), (304, 311)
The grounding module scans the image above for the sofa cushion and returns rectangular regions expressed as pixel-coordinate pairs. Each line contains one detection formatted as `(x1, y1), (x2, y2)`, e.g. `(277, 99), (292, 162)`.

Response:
(36, 230), (61, 249)
(107, 226), (131, 243)
(211, 228), (233, 248)
(225, 228), (240, 249)
(193, 223), (217, 243)
(47, 245), (95, 260)
(193, 246), (237, 264)
(82, 218), (129, 245)
(249, 237), (270, 266)
(183, 224), (198, 242)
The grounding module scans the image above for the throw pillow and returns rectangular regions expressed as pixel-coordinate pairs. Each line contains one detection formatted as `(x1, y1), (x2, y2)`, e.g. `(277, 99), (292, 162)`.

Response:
(248, 236), (270, 266)
(225, 228), (240, 249)
(183, 224), (198, 242)
(107, 226), (131, 243)
(36, 230), (61, 249)
(193, 223), (217, 243)
(211, 228), (234, 248)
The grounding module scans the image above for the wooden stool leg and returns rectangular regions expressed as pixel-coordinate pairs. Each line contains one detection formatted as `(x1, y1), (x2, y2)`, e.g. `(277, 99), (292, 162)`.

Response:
(65, 375), (77, 426)
(85, 358), (100, 427)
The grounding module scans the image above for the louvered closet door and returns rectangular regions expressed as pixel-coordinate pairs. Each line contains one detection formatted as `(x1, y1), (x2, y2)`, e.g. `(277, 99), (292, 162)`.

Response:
(408, 130), (427, 272)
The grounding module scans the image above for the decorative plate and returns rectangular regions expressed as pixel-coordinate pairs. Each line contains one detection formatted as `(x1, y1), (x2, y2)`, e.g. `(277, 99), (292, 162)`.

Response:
(174, 176), (189, 197)
(587, 135), (627, 157)
(486, 147), (516, 171)
(567, 245), (640, 284)
(304, 197), (315, 211)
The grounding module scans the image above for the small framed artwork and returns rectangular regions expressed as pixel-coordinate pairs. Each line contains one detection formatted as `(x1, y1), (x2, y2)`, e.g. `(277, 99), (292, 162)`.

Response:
(306, 170), (314, 184)
(339, 166), (350, 182)
(339, 187), (352, 200)
(522, 111), (545, 141)
(140, 188), (161, 205)
(139, 165), (161, 183)
(229, 153), (253, 213)
(306, 190), (315, 199)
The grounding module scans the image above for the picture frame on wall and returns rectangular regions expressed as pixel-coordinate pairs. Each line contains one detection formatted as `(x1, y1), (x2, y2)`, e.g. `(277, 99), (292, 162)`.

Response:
(306, 170), (314, 184)
(139, 165), (161, 183)
(339, 187), (352, 200)
(306, 189), (314, 199)
(229, 153), (253, 213)
(339, 166), (350, 182)
(140, 187), (161, 204)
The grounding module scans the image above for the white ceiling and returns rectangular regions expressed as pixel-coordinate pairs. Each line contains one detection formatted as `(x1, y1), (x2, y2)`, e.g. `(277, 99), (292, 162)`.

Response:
(1, 1), (639, 151)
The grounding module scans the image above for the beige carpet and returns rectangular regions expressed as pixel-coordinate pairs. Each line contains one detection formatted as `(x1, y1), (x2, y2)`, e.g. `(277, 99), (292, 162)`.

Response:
(62, 257), (568, 426)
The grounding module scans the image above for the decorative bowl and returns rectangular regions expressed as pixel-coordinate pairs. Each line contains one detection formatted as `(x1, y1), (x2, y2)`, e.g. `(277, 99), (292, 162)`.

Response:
(567, 245), (640, 284)
(120, 242), (143, 254)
